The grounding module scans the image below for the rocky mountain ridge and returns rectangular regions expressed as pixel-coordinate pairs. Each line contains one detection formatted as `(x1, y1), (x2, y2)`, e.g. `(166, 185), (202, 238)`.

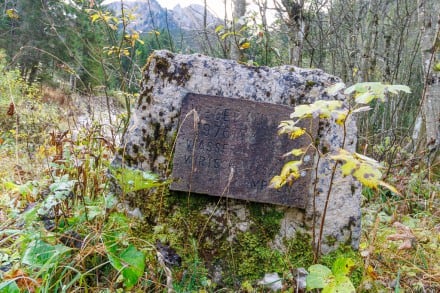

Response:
(105, 0), (220, 33)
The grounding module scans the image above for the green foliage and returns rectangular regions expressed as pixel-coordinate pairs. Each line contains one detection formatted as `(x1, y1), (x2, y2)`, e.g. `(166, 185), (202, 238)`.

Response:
(22, 240), (71, 270)
(231, 232), (284, 282)
(215, 13), (281, 66)
(107, 244), (146, 289)
(344, 82), (411, 104)
(173, 239), (210, 291)
(0, 99), (160, 291)
(99, 213), (147, 289)
(37, 175), (76, 216)
(110, 166), (168, 193)
(306, 257), (356, 292)
(0, 281), (20, 293)
(0, 54), (61, 155)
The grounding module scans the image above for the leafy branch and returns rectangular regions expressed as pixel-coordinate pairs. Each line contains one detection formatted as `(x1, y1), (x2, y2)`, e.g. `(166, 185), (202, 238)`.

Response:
(270, 82), (410, 257)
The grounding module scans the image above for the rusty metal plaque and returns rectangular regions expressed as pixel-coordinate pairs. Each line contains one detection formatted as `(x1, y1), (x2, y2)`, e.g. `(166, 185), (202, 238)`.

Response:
(170, 93), (317, 208)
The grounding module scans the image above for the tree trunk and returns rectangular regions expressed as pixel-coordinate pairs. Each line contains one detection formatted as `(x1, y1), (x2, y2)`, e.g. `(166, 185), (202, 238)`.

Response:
(279, 0), (306, 66)
(414, 0), (440, 165)
(231, 0), (246, 61)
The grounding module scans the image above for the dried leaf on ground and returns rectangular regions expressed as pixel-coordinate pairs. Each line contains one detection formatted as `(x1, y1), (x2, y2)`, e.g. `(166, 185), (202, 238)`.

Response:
(3, 269), (42, 292)
(387, 222), (416, 250)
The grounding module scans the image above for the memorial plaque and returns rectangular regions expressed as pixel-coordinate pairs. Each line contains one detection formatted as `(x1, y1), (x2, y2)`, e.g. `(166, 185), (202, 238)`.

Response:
(170, 93), (317, 208)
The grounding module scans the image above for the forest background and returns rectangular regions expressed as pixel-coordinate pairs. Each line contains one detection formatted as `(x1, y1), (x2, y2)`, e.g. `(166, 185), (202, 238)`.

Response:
(0, 0), (438, 292)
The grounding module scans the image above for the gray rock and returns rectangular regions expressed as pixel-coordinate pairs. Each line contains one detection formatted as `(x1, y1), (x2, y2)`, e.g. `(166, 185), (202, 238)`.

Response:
(115, 50), (361, 255)
(258, 272), (283, 291)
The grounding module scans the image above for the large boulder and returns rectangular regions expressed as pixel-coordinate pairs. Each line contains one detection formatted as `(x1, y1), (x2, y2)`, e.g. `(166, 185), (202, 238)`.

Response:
(114, 50), (361, 283)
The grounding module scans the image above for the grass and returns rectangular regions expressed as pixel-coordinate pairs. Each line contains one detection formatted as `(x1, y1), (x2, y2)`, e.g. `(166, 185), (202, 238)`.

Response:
(0, 83), (439, 292)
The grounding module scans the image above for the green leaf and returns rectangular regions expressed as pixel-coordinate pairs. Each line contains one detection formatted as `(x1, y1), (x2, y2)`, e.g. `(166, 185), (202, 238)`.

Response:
(306, 264), (333, 290)
(332, 257), (355, 277)
(327, 82), (345, 95)
(332, 275), (356, 292)
(22, 240), (70, 269)
(344, 84), (357, 95)
(107, 245), (145, 289)
(352, 106), (371, 113)
(387, 84), (411, 94)
(290, 104), (313, 119)
(110, 167), (167, 193)
(290, 100), (343, 120)
(0, 281), (20, 293)
(307, 259), (356, 293)
(345, 82), (410, 104)
(355, 92), (375, 104)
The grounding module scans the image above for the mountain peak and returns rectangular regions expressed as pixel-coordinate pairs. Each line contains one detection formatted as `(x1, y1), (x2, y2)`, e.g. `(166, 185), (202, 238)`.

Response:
(105, 0), (220, 31)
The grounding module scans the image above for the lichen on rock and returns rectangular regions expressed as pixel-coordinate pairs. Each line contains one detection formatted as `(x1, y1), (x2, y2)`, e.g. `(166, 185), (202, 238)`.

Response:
(113, 50), (362, 285)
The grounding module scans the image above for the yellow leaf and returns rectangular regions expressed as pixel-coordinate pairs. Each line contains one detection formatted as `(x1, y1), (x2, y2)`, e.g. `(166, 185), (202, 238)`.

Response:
(334, 109), (348, 125)
(280, 160), (301, 179)
(269, 175), (285, 189)
(286, 148), (305, 157)
(379, 181), (401, 195)
(340, 159), (358, 176)
(366, 265), (378, 280)
(353, 164), (382, 189)
(122, 49), (130, 56)
(329, 149), (353, 162)
(331, 149), (394, 190)
(215, 25), (224, 33)
(289, 127), (306, 139)
(6, 9), (19, 19)
(240, 42), (251, 50)
(90, 13), (100, 23)
(278, 121), (306, 139)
